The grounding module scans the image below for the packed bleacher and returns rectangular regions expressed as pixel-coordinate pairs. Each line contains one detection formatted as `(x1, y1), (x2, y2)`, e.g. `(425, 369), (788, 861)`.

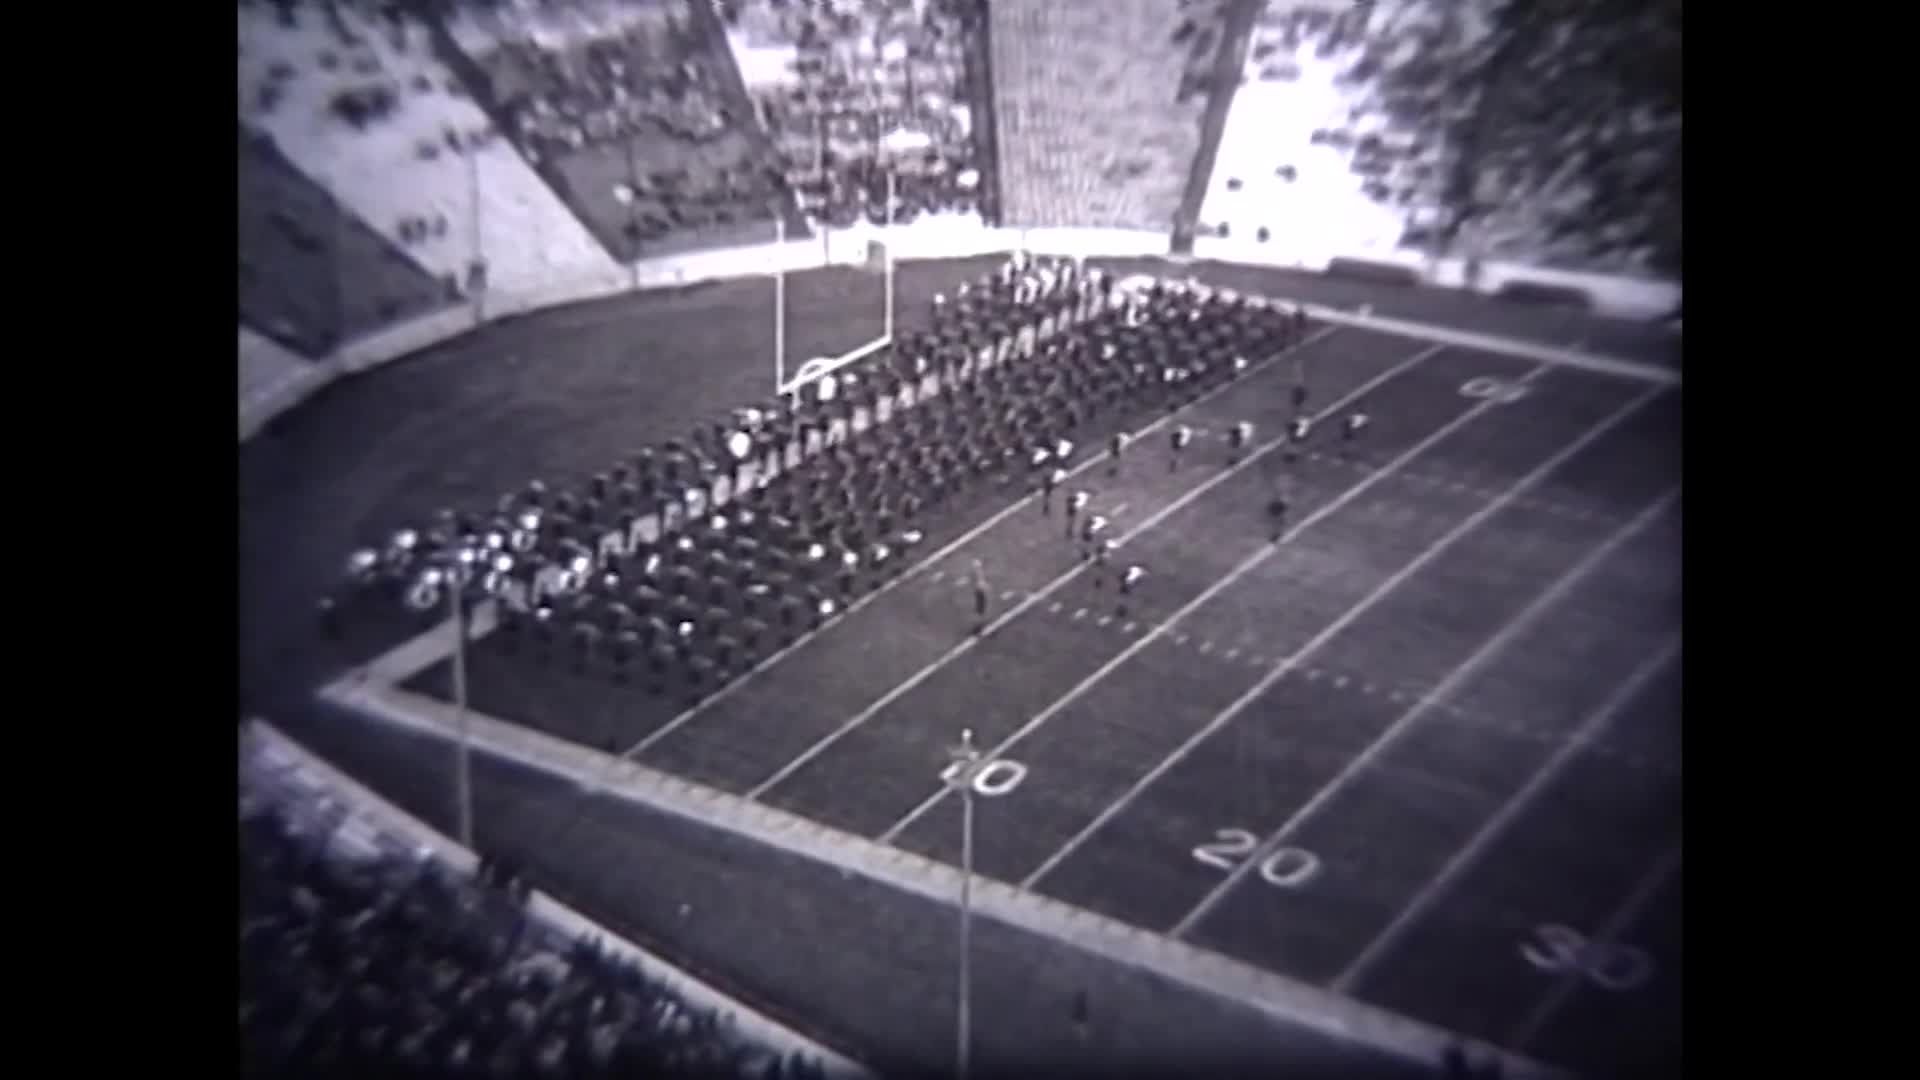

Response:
(720, 0), (993, 229)
(239, 0), (623, 347)
(241, 743), (833, 1078)
(325, 256), (1310, 705)
(989, 0), (1230, 231)
(441, 0), (795, 260)
(1200, 0), (1679, 276)
(238, 125), (458, 358)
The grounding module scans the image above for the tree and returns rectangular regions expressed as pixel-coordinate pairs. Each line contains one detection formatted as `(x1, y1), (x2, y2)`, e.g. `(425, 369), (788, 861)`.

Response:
(1372, 0), (1681, 274)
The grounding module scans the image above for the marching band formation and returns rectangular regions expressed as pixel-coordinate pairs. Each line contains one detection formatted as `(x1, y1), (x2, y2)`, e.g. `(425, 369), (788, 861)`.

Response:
(328, 255), (1322, 702)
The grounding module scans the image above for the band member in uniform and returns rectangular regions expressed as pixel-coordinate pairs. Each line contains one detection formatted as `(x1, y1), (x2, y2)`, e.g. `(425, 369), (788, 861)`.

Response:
(1169, 424), (1193, 471)
(1343, 411), (1369, 450)
(1081, 514), (1109, 559)
(1227, 421), (1254, 466)
(1042, 465), (1067, 516)
(1117, 563), (1145, 617)
(1285, 415), (1311, 465)
(970, 559), (991, 636)
(1066, 489), (1090, 539)
(1108, 431), (1128, 476)
(1267, 492), (1290, 543)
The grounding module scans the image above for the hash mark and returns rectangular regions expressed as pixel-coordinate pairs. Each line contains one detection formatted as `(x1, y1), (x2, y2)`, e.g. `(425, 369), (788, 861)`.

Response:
(1096, 614), (1113, 627)
(1122, 622), (1139, 633)
(1197, 640), (1214, 655)
(1072, 607), (1087, 621)
(1172, 633), (1190, 646)
(1333, 674), (1349, 689)
(1304, 667), (1322, 681)
(1049, 600), (1064, 613)
(1001, 589), (1018, 601)
(929, 570), (946, 583)
(1222, 648), (1240, 661)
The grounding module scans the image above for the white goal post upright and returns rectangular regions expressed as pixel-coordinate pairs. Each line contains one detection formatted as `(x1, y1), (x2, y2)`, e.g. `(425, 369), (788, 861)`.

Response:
(775, 171), (900, 402)
(884, 169), (897, 342)
(774, 211), (787, 397)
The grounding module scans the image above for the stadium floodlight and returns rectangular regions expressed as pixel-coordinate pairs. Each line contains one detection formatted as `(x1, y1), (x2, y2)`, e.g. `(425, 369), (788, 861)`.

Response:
(945, 728), (984, 1080)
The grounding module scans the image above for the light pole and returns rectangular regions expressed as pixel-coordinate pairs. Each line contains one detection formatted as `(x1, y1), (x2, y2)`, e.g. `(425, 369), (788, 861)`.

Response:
(448, 546), (478, 850)
(945, 727), (982, 1080)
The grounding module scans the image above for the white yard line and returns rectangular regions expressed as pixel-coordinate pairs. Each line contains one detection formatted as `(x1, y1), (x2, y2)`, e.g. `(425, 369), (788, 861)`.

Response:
(1507, 844), (1683, 1052)
(741, 344), (1443, 801)
(880, 358), (1544, 846)
(1164, 442), (1674, 940)
(616, 326), (1348, 759)
(1330, 634), (1681, 995)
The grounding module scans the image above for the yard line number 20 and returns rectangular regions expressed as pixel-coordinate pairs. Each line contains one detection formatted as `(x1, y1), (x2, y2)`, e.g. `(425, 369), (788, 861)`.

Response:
(1191, 828), (1322, 889)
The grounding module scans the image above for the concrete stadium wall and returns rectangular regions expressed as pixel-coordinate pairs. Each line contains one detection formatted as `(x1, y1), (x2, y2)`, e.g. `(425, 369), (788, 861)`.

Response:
(238, 218), (1680, 442)
(243, 720), (873, 1079)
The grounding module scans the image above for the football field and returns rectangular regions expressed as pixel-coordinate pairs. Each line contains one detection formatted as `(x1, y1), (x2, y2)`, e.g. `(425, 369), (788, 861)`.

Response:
(324, 313), (1681, 1078)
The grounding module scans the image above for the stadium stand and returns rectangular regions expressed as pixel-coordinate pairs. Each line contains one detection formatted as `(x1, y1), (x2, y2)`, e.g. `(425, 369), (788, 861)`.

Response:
(241, 727), (845, 1079)
(440, 0), (796, 261)
(719, 0), (994, 229)
(237, 0), (620, 306)
(1198, 1), (1446, 262)
(238, 125), (455, 356)
(989, 0), (1230, 232)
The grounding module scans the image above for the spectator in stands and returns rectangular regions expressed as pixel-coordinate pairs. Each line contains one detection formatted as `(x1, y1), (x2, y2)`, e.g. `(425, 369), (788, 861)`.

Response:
(241, 787), (814, 1079)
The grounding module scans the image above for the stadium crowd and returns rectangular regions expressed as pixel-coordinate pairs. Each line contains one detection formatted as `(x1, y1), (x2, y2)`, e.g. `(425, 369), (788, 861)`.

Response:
(461, 0), (788, 255)
(326, 258), (1310, 705)
(725, 0), (993, 227)
(241, 767), (832, 1078)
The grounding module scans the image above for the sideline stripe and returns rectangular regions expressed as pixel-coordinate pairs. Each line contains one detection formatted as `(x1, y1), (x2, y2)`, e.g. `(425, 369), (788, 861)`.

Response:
(1294, 303), (1678, 387)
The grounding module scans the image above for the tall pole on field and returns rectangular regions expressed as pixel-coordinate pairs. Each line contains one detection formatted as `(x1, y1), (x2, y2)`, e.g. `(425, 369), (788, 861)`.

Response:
(468, 144), (485, 324)
(884, 169), (897, 341)
(946, 727), (981, 1080)
(449, 572), (474, 850)
(775, 211), (788, 396)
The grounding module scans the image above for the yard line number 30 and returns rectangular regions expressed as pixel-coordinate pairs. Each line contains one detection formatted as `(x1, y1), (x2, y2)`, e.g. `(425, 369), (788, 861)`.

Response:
(1521, 924), (1655, 991)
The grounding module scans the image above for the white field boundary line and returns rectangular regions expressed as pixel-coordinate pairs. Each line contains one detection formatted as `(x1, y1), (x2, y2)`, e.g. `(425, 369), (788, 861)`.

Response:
(322, 679), (1572, 1080)
(619, 326), (1347, 758)
(1293, 302), (1680, 388)
(1166, 456), (1677, 940)
(878, 356), (1542, 845)
(1507, 844), (1682, 1053)
(1332, 634), (1682, 996)
(333, 325), (1343, 701)
(738, 344), (1444, 799)
(240, 720), (875, 1080)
